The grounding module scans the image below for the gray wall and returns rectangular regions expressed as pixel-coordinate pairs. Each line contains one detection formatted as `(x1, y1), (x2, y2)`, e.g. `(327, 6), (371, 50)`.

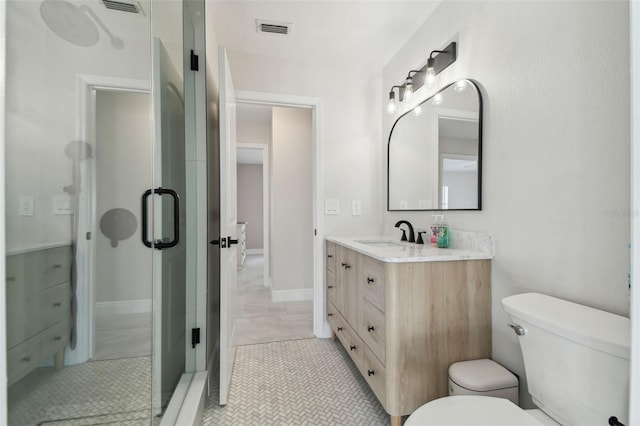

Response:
(237, 164), (264, 250)
(382, 1), (630, 406)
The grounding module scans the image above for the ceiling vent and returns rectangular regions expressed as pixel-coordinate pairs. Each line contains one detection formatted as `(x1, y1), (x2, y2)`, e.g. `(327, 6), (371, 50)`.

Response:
(102, 0), (143, 15)
(256, 19), (292, 35)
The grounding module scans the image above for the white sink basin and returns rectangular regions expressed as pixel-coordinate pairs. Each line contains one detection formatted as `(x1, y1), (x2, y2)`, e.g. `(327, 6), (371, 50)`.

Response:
(355, 240), (403, 248)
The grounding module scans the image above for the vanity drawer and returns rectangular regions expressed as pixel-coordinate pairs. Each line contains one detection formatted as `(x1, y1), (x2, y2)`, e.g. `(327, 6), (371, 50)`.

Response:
(43, 282), (71, 327)
(6, 254), (43, 348)
(362, 300), (386, 364)
(326, 241), (337, 274)
(341, 323), (364, 373)
(362, 256), (385, 312)
(7, 334), (42, 386)
(363, 345), (387, 408)
(43, 246), (72, 288)
(327, 270), (337, 305)
(41, 318), (70, 359)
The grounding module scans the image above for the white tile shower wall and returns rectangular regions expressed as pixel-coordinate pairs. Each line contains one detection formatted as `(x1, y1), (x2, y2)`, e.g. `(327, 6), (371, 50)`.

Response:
(382, 1), (631, 407)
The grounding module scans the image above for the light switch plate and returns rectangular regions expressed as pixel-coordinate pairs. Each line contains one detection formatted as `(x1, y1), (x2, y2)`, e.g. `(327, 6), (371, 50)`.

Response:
(53, 195), (73, 215)
(351, 200), (362, 216)
(325, 198), (340, 215)
(19, 196), (35, 216)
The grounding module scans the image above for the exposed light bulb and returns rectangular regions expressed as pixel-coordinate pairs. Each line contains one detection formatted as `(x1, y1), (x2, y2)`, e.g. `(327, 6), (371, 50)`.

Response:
(404, 76), (413, 101)
(414, 105), (422, 116)
(432, 93), (443, 106)
(454, 80), (467, 92)
(387, 90), (397, 114)
(426, 57), (436, 87)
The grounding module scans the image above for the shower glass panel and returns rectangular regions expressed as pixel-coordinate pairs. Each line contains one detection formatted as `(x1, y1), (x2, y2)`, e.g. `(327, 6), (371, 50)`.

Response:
(4, 0), (192, 423)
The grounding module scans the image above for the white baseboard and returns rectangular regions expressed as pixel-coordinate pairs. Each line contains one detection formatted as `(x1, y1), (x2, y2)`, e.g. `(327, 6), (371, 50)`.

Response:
(271, 288), (313, 303)
(95, 299), (152, 316)
(245, 248), (264, 255)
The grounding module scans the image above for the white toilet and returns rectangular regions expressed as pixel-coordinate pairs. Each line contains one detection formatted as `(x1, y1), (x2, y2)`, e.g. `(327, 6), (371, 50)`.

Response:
(406, 292), (630, 426)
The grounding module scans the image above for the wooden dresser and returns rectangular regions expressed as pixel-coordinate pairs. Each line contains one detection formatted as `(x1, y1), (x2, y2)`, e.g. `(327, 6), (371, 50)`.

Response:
(6, 244), (72, 386)
(326, 238), (492, 426)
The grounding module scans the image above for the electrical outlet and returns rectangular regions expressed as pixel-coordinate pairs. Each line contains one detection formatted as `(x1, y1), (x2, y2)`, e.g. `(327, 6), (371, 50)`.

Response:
(351, 200), (362, 216)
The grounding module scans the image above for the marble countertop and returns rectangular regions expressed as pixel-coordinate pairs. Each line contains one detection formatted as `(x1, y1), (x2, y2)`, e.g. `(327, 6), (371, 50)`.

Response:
(326, 231), (494, 263)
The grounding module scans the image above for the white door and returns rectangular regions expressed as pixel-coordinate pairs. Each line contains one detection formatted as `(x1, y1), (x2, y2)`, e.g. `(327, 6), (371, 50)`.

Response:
(151, 37), (187, 413)
(218, 46), (238, 405)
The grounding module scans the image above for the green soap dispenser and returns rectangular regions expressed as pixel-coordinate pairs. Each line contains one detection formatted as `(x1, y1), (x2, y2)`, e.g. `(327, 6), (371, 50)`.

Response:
(436, 215), (449, 248)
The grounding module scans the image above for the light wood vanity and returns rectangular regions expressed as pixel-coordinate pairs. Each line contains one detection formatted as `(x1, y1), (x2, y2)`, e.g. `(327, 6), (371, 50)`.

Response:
(326, 236), (492, 426)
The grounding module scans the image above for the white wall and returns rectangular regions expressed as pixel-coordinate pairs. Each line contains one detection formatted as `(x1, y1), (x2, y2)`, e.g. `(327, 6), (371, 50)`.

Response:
(271, 107), (313, 293)
(227, 52), (383, 237)
(382, 1), (630, 406)
(237, 164), (264, 250)
(95, 91), (152, 303)
(237, 118), (272, 146)
(4, 0), (150, 251)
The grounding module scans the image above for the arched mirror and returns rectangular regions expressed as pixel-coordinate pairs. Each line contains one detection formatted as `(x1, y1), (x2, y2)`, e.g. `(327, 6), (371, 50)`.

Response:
(387, 79), (483, 211)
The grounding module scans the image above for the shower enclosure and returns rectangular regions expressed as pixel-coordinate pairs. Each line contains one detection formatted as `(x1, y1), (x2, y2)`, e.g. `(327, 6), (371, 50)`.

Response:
(3, 0), (201, 423)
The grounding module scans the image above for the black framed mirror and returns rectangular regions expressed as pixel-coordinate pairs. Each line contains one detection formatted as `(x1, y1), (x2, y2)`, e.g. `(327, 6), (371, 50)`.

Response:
(387, 79), (483, 211)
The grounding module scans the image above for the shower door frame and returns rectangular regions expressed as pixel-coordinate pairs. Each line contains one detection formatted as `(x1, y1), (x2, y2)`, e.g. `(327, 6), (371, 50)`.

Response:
(71, 74), (151, 365)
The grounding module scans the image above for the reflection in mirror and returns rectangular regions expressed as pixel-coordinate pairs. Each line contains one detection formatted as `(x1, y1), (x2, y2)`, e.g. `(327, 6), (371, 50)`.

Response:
(388, 79), (482, 211)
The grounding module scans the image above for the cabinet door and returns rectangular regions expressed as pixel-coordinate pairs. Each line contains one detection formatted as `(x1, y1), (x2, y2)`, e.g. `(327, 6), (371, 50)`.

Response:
(6, 252), (44, 348)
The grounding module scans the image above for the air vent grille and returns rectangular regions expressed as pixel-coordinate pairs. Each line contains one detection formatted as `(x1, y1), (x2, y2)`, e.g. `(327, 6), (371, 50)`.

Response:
(102, 0), (141, 14)
(256, 20), (292, 35)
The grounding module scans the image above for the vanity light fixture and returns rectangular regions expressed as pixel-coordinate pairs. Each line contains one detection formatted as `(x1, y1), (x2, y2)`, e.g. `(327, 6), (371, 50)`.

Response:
(387, 85), (403, 114)
(403, 70), (422, 102)
(426, 41), (457, 87)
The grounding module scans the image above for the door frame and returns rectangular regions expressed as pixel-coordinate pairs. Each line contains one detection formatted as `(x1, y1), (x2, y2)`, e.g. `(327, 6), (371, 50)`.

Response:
(236, 142), (270, 286)
(72, 75), (151, 365)
(235, 90), (329, 339)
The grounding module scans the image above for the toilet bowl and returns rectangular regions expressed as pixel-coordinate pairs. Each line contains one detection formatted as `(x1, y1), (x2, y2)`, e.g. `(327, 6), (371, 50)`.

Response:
(404, 395), (547, 426)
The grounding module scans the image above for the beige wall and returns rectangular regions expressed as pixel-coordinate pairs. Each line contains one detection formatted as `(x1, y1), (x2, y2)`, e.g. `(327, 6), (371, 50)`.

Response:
(237, 164), (264, 250)
(271, 107), (313, 292)
(382, 0), (630, 406)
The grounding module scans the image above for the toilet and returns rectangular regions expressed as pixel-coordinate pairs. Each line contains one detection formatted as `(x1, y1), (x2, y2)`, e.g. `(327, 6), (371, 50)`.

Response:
(406, 292), (630, 426)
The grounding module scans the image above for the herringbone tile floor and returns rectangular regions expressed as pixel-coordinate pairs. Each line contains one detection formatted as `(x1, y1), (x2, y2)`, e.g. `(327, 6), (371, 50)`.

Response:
(203, 338), (389, 425)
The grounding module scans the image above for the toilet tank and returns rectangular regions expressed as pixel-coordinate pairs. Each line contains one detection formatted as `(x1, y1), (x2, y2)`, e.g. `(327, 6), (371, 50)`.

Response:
(502, 293), (629, 426)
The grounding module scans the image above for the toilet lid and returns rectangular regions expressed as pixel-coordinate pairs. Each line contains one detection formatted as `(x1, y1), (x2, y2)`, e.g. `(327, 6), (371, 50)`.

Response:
(405, 396), (545, 426)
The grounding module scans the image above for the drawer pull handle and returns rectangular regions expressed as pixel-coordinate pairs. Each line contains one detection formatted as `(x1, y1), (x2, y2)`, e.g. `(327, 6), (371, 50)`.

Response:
(337, 327), (343, 331)
(7, 277), (16, 282)
(327, 254), (333, 258)
(350, 345), (356, 351)
(53, 302), (62, 307)
(328, 313), (333, 317)
(367, 325), (375, 332)
(53, 336), (62, 341)
(367, 277), (374, 283)
(341, 262), (347, 268)
(21, 356), (31, 363)
(52, 264), (62, 269)
(344, 264), (351, 269)
(327, 285), (333, 289)
(367, 369), (375, 376)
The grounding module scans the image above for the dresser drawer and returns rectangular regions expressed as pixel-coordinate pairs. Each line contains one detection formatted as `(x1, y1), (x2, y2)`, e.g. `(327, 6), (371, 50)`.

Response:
(326, 241), (336, 274)
(362, 300), (386, 364)
(43, 282), (71, 327)
(7, 334), (42, 386)
(362, 255), (385, 312)
(42, 319), (70, 359)
(363, 345), (387, 409)
(326, 271), (337, 305)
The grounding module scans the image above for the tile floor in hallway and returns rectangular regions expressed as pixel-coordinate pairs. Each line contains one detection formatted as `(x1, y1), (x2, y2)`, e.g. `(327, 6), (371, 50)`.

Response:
(203, 338), (389, 425)
(234, 255), (314, 346)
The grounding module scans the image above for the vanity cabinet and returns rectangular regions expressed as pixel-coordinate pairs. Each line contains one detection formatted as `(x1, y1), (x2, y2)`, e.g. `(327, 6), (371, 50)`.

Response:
(325, 240), (491, 426)
(6, 245), (72, 386)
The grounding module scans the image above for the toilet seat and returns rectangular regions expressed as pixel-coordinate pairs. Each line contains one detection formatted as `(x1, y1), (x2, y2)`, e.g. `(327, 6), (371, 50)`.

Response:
(404, 395), (546, 426)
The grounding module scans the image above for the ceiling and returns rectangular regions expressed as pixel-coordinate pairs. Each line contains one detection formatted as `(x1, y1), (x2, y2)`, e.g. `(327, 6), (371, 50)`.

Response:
(209, 0), (441, 68)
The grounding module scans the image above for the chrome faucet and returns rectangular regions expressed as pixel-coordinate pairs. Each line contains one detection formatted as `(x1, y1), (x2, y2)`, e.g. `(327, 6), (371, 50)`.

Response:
(394, 220), (415, 243)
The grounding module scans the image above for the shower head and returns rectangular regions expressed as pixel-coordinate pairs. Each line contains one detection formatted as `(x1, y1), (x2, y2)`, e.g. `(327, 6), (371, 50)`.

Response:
(40, 0), (124, 50)
(40, 0), (99, 47)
